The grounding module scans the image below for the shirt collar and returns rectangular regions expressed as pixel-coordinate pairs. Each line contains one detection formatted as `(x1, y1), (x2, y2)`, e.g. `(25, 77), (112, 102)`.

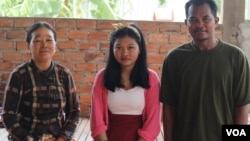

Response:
(28, 59), (55, 75)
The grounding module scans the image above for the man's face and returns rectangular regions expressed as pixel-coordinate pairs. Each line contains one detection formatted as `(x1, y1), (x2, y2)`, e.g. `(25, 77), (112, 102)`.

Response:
(185, 3), (219, 42)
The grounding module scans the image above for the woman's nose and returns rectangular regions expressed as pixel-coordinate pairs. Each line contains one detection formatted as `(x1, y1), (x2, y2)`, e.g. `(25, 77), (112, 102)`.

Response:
(121, 48), (128, 55)
(41, 40), (48, 48)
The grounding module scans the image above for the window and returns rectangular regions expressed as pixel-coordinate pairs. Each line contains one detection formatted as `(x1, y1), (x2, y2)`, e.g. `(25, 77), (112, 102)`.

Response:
(0, 0), (222, 22)
(246, 0), (250, 20)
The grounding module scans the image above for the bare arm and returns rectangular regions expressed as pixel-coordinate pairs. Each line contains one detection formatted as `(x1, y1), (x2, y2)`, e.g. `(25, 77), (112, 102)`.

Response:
(162, 104), (176, 141)
(234, 104), (249, 124)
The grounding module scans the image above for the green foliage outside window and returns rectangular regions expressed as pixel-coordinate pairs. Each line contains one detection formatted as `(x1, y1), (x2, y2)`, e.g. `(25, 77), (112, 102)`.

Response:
(0, 0), (84, 18)
(0, 0), (167, 20)
(0, 0), (221, 20)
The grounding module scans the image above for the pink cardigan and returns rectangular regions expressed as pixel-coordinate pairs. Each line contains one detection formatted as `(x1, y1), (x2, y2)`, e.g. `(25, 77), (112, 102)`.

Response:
(90, 68), (161, 141)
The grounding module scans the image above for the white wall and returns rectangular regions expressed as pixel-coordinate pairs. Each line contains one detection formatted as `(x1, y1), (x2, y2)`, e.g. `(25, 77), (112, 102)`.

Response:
(238, 21), (250, 61)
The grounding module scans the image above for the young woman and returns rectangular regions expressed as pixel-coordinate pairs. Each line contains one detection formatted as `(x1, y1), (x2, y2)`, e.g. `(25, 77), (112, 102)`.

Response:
(90, 23), (161, 141)
(2, 21), (80, 141)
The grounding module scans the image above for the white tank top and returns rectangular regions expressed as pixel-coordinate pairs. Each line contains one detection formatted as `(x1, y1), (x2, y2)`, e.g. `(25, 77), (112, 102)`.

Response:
(107, 86), (145, 115)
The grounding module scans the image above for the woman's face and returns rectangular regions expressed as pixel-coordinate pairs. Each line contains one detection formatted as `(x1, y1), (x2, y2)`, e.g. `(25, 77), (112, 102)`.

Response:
(28, 27), (56, 63)
(113, 35), (140, 69)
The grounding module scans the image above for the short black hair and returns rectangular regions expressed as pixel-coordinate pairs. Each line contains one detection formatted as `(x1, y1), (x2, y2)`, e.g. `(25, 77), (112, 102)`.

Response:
(26, 21), (56, 44)
(185, 0), (218, 18)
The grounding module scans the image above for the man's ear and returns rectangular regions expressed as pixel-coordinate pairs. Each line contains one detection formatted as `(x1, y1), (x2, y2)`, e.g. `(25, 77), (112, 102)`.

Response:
(215, 17), (219, 24)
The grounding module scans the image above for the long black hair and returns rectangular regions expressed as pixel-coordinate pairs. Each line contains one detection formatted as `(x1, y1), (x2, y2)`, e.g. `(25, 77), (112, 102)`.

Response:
(104, 24), (150, 92)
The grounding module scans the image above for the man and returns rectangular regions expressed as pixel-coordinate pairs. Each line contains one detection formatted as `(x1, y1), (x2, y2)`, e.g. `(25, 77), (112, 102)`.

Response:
(160, 0), (250, 141)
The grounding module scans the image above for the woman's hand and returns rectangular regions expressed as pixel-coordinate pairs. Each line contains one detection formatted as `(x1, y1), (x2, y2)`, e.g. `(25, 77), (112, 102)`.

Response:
(26, 135), (34, 141)
(94, 132), (108, 141)
(137, 137), (145, 141)
(55, 135), (67, 141)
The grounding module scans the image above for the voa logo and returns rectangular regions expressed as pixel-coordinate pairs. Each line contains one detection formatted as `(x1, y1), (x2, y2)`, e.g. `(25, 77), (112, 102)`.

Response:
(226, 129), (246, 136)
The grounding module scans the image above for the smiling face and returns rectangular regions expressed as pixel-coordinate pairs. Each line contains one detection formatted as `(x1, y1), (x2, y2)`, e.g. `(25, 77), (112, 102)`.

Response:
(185, 3), (219, 42)
(28, 27), (56, 63)
(113, 35), (140, 69)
